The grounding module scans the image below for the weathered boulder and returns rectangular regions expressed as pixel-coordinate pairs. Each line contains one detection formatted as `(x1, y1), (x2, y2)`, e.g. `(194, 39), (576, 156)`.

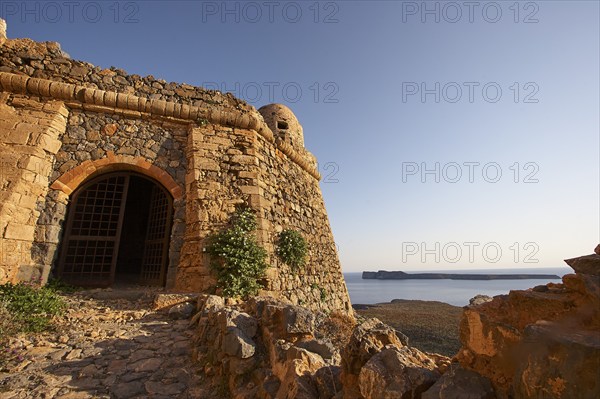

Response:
(168, 301), (196, 319)
(469, 295), (493, 307)
(222, 327), (256, 359)
(358, 346), (440, 399)
(456, 247), (600, 398)
(258, 373), (281, 399)
(297, 339), (338, 362)
(197, 294), (225, 313)
(342, 318), (406, 374)
(341, 318), (443, 398)
(314, 366), (342, 399)
(514, 323), (600, 399)
(275, 346), (326, 399)
(564, 253), (600, 276)
(562, 273), (600, 314)
(193, 295), (449, 399)
(422, 364), (495, 399)
(154, 293), (198, 310)
(284, 305), (317, 335)
(217, 309), (258, 338)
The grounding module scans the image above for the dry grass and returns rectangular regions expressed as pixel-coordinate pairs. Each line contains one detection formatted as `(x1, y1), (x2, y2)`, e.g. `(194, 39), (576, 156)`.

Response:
(317, 311), (357, 349)
(354, 299), (462, 357)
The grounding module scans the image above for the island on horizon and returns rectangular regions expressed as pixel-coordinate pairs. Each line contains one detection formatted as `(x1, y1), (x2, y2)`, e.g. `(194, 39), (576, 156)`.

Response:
(362, 270), (561, 280)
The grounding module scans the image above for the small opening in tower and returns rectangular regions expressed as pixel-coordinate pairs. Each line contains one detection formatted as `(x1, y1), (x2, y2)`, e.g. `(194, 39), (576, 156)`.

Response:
(277, 121), (289, 130)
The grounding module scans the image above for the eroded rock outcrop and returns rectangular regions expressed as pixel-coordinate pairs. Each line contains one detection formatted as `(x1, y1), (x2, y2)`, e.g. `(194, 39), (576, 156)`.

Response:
(191, 294), (449, 399)
(422, 364), (496, 399)
(454, 247), (600, 399)
(358, 347), (440, 399)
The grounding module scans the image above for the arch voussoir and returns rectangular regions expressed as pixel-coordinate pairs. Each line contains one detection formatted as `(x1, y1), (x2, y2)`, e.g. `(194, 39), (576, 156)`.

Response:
(50, 154), (183, 200)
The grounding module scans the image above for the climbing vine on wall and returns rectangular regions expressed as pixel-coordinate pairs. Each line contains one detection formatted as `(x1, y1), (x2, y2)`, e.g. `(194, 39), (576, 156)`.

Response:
(207, 206), (268, 298)
(276, 229), (308, 271)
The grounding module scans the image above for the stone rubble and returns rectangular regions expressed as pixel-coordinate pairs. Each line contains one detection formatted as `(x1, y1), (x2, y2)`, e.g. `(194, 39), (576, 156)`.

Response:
(0, 289), (213, 399)
(455, 246), (600, 399)
(192, 294), (451, 399)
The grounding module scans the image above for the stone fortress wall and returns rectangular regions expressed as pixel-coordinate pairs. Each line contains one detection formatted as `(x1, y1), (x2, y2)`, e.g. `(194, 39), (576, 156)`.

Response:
(0, 20), (351, 313)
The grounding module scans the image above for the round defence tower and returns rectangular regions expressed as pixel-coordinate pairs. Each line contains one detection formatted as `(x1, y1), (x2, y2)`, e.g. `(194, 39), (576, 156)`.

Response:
(258, 103), (305, 150)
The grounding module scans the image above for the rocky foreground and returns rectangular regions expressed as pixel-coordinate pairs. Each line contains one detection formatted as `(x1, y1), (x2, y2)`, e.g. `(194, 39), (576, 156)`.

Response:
(188, 247), (599, 398)
(2, 246), (599, 399)
(190, 294), (452, 398)
(456, 246), (600, 399)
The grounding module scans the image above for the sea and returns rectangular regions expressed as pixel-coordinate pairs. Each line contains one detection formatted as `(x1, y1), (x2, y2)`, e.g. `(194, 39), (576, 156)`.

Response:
(343, 267), (573, 307)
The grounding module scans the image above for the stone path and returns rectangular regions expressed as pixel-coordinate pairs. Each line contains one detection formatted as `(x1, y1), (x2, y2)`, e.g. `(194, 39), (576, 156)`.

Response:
(0, 290), (212, 398)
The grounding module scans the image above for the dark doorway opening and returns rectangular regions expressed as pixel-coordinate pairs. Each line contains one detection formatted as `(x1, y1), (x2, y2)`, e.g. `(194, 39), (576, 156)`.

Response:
(57, 172), (173, 287)
(114, 176), (153, 285)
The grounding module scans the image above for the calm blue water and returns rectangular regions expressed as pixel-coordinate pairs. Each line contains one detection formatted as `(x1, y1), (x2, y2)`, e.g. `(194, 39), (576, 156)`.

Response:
(344, 267), (572, 307)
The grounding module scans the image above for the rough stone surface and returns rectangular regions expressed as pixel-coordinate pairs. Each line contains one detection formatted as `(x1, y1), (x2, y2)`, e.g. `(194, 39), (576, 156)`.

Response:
(153, 293), (198, 310)
(339, 318), (446, 399)
(469, 294), (493, 307)
(422, 365), (496, 399)
(340, 318), (407, 397)
(168, 302), (196, 319)
(513, 323), (600, 399)
(259, 103), (306, 151)
(296, 339), (337, 360)
(0, 18), (6, 40)
(284, 305), (317, 335)
(358, 346), (439, 399)
(314, 365), (342, 399)
(564, 253), (600, 276)
(192, 295), (449, 399)
(222, 327), (256, 359)
(456, 248), (600, 398)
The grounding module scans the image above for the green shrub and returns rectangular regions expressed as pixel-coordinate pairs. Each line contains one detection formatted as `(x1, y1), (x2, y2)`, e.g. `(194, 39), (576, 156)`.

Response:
(319, 287), (327, 301)
(0, 300), (17, 340)
(0, 282), (66, 334)
(311, 283), (327, 302)
(46, 277), (80, 294)
(276, 229), (307, 271)
(207, 206), (268, 298)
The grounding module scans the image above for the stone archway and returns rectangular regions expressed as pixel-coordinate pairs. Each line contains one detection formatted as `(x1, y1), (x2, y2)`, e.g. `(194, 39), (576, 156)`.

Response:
(40, 154), (185, 288)
(50, 152), (183, 200)
(56, 172), (173, 287)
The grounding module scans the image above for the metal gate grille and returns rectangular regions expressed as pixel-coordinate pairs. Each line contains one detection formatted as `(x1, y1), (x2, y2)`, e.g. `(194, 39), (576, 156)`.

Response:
(58, 175), (128, 286)
(58, 173), (172, 287)
(140, 185), (172, 286)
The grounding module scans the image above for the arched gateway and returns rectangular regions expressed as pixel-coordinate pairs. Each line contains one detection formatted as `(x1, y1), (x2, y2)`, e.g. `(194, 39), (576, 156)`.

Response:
(56, 172), (173, 287)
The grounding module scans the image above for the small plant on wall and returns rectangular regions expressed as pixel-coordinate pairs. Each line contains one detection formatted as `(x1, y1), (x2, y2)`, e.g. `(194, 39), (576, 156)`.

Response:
(276, 229), (307, 272)
(207, 206), (268, 298)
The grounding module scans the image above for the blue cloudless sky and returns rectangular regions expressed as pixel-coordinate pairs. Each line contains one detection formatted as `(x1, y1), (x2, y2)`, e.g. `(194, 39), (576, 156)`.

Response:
(3, 1), (598, 272)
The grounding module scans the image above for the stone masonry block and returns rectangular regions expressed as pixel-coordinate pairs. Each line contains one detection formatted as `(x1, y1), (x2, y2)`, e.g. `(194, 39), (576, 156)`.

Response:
(39, 133), (63, 154)
(4, 223), (35, 241)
